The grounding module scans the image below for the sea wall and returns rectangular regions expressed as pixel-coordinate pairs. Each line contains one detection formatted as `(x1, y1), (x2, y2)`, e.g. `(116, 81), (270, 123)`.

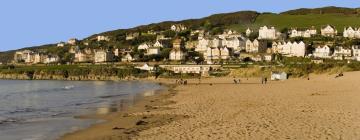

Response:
(0, 73), (128, 81)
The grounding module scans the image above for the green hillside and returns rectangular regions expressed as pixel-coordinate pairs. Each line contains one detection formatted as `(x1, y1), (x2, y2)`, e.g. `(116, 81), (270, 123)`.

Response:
(229, 13), (360, 32)
(281, 6), (360, 15)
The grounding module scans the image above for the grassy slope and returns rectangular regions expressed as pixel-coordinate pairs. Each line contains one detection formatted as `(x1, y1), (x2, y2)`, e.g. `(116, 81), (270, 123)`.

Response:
(229, 14), (360, 32)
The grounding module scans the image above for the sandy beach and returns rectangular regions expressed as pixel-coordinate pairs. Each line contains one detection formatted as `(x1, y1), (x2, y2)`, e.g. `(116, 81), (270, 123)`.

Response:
(62, 71), (360, 140)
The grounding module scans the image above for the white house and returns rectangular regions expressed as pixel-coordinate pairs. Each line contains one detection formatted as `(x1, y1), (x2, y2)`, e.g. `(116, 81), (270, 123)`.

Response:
(94, 50), (114, 63)
(205, 47), (219, 61)
(333, 46), (352, 60)
(195, 38), (210, 53)
(272, 41), (306, 57)
(321, 25), (337, 37)
(218, 30), (242, 39)
(153, 40), (164, 48)
(44, 55), (60, 64)
(352, 46), (360, 61)
(138, 43), (152, 50)
(343, 27), (360, 38)
(67, 38), (78, 45)
(14, 50), (34, 63)
(146, 46), (161, 55)
(289, 27), (317, 38)
(245, 39), (267, 53)
(121, 53), (134, 62)
(57, 42), (65, 47)
(222, 37), (244, 51)
(258, 26), (277, 40)
(97, 36), (110, 42)
(246, 28), (253, 36)
(169, 49), (185, 61)
(126, 32), (139, 40)
(171, 24), (187, 32)
(75, 50), (94, 63)
(313, 45), (332, 58)
(205, 46), (230, 61)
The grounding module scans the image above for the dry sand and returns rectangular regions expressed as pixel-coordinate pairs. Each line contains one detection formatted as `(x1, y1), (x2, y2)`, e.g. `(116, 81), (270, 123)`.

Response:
(62, 71), (360, 140)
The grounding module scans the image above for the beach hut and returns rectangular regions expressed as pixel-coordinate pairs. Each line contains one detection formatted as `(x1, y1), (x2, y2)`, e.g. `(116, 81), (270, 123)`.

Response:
(271, 72), (287, 81)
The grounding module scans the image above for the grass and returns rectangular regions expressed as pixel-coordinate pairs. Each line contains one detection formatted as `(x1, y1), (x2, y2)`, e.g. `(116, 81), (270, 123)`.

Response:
(229, 14), (360, 32)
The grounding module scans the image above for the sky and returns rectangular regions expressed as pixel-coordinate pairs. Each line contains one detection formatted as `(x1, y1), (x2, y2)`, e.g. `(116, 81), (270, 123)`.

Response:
(0, 0), (360, 52)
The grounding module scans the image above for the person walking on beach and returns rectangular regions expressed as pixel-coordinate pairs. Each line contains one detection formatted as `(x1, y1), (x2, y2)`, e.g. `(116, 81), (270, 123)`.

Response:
(261, 77), (264, 84)
(233, 79), (238, 84)
(264, 77), (268, 84)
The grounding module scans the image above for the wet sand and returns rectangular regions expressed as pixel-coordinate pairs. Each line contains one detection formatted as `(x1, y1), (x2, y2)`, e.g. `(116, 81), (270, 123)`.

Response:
(62, 72), (360, 140)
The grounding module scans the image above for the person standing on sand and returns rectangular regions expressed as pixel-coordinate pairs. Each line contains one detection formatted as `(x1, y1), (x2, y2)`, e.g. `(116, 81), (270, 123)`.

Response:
(264, 77), (268, 84)
(261, 77), (264, 84)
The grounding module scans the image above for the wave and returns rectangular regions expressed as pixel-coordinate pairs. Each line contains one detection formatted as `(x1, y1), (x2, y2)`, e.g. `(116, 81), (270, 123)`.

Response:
(98, 94), (129, 99)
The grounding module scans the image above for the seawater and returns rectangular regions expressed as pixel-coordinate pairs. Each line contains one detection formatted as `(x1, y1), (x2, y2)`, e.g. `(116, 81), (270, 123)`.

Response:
(0, 80), (162, 140)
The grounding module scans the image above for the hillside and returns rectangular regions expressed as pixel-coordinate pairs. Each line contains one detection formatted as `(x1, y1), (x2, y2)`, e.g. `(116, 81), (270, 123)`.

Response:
(1, 6), (360, 63)
(281, 6), (360, 15)
(228, 13), (360, 32)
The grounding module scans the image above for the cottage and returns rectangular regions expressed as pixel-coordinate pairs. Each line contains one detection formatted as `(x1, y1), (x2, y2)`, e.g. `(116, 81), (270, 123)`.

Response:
(171, 24), (187, 32)
(75, 50), (94, 63)
(69, 46), (80, 54)
(44, 55), (60, 64)
(245, 39), (267, 53)
(321, 25), (337, 37)
(313, 45), (332, 58)
(138, 43), (152, 50)
(222, 37), (244, 51)
(97, 36), (110, 42)
(153, 40), (164, 48)
(218, 30), (242, 39)
(333, 46), (352, 60)
(57, 42), (65, 47)
(246, 28), (253, 36)
(258, 26), (277, 40)
(343, 27), (360, 38)
(271, 72), (287, 81)
(146, 46), (161, 55)
(14, 50), (34, 63)
(205, 47), (220, 60)
(121, 53), (134, 62)
(33, 53), (45, 64)
(352, 46), (360, 61)
(272, 41), (306, 57)
(67, 38), (78, 45)
(185, 41), (198, 49)
(195, 38), (210, 53)
(172, 38), (184, 49)
(289, 27), (317, 38)
(94, 50), (114, 63)
(169, 49), (185, 61)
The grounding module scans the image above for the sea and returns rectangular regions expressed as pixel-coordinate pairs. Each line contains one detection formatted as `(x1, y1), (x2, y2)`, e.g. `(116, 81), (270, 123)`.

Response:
(0, 80), (162, 140)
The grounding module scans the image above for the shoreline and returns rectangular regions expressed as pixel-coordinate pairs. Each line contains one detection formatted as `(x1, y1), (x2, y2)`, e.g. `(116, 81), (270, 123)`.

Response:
(60, 81), (183, 140)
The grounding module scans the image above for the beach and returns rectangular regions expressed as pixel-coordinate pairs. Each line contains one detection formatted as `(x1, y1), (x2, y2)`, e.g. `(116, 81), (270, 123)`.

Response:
(62, 71), (360, 140)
